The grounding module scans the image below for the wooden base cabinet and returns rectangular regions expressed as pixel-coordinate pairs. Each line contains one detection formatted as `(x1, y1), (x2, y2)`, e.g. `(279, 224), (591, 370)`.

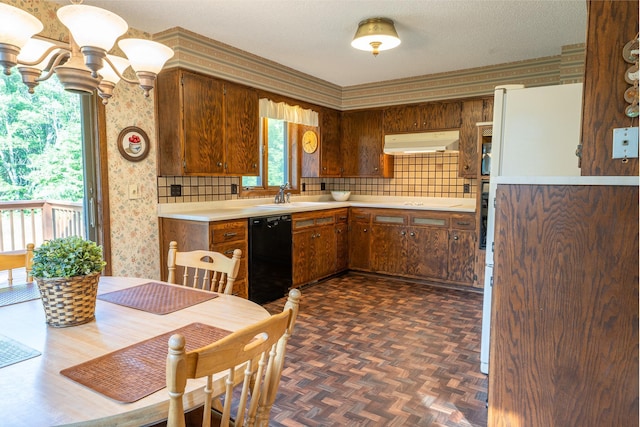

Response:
(489, 183), (638, 426)
(292, 209), (347, 287)
(365, 208), (475, 286)
(348, 208), (371, 271)
(159, 217), (249, 299)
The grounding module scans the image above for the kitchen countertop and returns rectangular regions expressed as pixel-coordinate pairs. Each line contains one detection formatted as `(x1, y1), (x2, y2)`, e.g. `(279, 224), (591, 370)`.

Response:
(158, 195), (476, 222)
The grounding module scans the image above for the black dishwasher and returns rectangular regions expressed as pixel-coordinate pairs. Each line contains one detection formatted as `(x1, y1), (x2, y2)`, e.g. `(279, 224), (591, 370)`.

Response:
(248, 215), (292, 304)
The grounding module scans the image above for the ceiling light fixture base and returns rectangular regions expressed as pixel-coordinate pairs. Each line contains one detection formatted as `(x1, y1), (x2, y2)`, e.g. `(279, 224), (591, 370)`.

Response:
(351, 17), (401, 57)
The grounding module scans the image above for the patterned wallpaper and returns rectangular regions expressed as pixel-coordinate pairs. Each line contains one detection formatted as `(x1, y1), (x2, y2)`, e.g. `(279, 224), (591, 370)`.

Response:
(5, 1), (585, 281)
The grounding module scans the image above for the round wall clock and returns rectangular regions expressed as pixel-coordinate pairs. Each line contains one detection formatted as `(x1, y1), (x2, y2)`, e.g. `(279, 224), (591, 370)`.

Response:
(302, 130), (318, 154)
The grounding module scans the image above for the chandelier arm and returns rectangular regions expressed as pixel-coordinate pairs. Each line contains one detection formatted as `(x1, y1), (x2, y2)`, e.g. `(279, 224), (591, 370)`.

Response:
(34, 51), (69, 82)
(102, 55), (138, 84)
(17, 46), (68, 68)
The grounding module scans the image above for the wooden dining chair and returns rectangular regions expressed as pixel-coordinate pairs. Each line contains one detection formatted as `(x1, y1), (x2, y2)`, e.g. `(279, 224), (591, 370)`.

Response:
(0, 243), (34, 285)
(165, 288), (301, 427)
(167, 241), (242, 295)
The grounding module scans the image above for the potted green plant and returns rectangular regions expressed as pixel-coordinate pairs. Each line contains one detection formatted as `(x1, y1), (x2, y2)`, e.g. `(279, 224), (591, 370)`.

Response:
(32, 236), (107, 327)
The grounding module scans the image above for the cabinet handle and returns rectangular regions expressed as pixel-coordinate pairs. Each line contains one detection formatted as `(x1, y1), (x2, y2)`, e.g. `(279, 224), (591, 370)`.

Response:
(374, 167), (379, 171)
(339, 216), (348, 220)
(253, 163), (258, 169)
(464, 165), (470, 170)
(453, 235), (459, 240)
(224, 232), (238, 238)
(410, 231), (416, 237)
(400, 231), (406, 236)
(224, 249), (234, 255)
(363, 228), (368, 232)
(217, 162), (223, 167)
(456, 221), (471, 226)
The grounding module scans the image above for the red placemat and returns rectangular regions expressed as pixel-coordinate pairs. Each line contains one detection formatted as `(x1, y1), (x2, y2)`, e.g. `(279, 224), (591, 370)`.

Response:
(60, 322), (231, 403)
(97, 282), (218, 314)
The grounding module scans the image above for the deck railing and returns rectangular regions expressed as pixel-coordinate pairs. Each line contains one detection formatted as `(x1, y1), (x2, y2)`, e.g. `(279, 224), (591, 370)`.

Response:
(0, 200), (84, 251)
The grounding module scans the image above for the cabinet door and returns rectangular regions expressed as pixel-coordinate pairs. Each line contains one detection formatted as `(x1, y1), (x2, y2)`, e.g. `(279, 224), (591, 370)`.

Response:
(292, 229), (314, 287)
(406, 227), (448, 279)
(458, 99), (484, 178)
(348, 222), (370, 270)
(335, 222), (349, 272)
(418, 102), (462, 130)
(183, 72), (225, 174)
(447, 230), (475, 284)
(320, 108), (342, 176)
(383, 105), (420, 133)
(370, 223), (406, 275)
(341, 110), (391, 177)
(314, 225), (336, 279)
(224, 82), (259, 175)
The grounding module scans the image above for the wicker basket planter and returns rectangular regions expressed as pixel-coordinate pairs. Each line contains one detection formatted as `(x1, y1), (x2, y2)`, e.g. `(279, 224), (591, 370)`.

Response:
(35, 272), (101, 327)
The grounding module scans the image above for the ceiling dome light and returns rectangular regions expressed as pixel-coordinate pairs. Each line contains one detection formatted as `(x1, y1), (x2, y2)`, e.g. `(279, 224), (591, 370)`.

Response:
(351, 17), (401, 57)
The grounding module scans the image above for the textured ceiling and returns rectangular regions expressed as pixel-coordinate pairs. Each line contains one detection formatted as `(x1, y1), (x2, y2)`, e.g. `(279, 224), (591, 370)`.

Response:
(78, 0), (587, 87)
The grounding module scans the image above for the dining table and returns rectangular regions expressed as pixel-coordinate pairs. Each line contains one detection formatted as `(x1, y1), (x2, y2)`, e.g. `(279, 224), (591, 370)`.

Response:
(0, 276), (271, 427)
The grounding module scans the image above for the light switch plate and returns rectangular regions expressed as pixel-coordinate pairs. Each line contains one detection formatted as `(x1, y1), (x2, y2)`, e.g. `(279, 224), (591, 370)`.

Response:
(612, 127), (639, 159)
(128, 184), (140, 199)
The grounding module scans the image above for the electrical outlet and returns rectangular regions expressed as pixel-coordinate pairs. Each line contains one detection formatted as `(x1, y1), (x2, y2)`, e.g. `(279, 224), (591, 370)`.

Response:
(320, 182), (326, 191)
(230, 183), (238, 194)
(302, 183), (306, 192)
(463, 184), (470, 193)
(170, 184), (182, 197)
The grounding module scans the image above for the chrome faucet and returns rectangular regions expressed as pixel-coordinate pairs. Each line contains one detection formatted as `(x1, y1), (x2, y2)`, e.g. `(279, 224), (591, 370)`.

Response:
(274, 182), (290, 204)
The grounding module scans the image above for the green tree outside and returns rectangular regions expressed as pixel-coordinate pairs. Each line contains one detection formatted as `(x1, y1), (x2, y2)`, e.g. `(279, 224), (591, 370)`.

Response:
(0, 72), (83, 202)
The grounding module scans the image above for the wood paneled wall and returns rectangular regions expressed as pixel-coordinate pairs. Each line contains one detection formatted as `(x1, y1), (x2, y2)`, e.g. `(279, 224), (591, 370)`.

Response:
(581, 0), (639, 176)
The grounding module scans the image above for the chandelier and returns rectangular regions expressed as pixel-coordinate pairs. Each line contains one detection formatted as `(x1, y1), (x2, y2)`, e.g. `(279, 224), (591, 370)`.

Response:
(0, 1), (174, 104)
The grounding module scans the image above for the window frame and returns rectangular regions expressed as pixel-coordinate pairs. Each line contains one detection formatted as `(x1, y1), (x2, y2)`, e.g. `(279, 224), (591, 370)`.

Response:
(240, 118), (302, 197)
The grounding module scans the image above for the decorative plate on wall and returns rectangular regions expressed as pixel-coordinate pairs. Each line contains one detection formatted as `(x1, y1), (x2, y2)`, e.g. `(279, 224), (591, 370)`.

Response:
(117, 126), (150, 162)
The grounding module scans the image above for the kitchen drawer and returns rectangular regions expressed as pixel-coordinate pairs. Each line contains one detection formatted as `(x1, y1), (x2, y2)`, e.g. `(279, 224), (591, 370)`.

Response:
(292, 210), (338, 230)
(349, 208), (371, 223)
(410, 211), (449, 228)
(450, 213), (475, 230)
(209, 220), (247, 244)
(335, 209), (349, 224)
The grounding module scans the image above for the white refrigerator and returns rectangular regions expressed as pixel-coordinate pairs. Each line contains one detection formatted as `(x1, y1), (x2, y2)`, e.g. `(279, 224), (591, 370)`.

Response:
(480, 83), (583, 374)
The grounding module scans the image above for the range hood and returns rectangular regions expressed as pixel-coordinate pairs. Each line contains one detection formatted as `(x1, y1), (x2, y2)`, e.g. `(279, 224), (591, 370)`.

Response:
(383, 130), (460, 154)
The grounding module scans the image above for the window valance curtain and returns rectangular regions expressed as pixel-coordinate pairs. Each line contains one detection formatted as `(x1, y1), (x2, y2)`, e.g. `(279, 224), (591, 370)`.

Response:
(259, 98), (319, 127)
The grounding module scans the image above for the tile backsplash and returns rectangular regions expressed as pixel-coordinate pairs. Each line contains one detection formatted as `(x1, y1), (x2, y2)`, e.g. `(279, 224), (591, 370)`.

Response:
(157, 152), (476, 203)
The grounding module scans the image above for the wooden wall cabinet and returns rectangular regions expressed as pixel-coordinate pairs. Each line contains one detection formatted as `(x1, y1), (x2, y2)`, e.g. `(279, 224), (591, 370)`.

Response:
(223, 81), (260, 176)
(341, 110), (393, 177)
(156, 69), (259, 176)
(383, 101), (463, 133)
(489, 183), (638, 426)
(458, 98), (494, 178)
(302, 107), (342, 177)
(158, 217), (249, 299)
(292, 209), (347, 287)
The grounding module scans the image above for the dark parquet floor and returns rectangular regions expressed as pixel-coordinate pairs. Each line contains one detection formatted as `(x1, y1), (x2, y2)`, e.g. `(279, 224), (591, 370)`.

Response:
(262, 273), (488, 427)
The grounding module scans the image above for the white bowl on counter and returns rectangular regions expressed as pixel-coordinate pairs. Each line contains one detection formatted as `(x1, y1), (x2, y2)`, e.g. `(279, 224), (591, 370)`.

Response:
(331, 191), (351, 201)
